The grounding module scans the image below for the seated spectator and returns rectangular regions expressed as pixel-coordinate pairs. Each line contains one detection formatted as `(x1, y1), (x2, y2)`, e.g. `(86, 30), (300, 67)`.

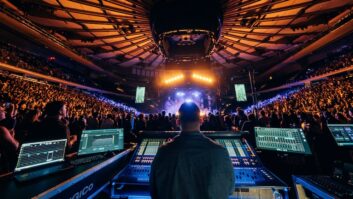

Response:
(0, 126), (19, 173)
(101, 114), (115, 129)
(258, 110), (269, 127)
(86, 112), (99, 130)
(28, 101), (75, 146)
(134, 114), (146, 133)
(0, 103), (16, 133)
(15, 109), (41, 143)
(269, 112), (280, 128)
(241, 113), (257, 147)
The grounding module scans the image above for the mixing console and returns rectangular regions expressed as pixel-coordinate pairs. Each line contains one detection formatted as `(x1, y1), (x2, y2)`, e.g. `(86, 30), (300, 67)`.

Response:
(119, 165), (151, 183)
(133, 138), (167, 164)
(112, 133), (288, 198)
(216, 139), (260, 167)
(118, 138), (166, 184)
(234, 168), (266, 185)
(255, 127), (312, 154)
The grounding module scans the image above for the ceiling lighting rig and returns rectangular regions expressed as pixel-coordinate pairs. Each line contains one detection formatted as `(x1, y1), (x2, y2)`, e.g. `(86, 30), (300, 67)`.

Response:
(150, 0), (223, 67)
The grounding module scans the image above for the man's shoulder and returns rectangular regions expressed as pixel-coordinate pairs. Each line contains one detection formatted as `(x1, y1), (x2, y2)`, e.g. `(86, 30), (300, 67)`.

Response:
(160, 133), (226, 151)
(157, 137), (177, 152)
(201, 135), (227, 150)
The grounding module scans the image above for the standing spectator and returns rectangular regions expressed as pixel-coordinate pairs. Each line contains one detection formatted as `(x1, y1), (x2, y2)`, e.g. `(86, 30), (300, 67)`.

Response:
(101, 114), (115, 129)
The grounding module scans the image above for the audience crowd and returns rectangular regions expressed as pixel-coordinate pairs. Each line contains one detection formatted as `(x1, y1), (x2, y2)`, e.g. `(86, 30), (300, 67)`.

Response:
(1, 43), (353, 174)
(0, 42), (97, 87)
(0, 72), (136, 172)
(265, 45), (353, 89)
(299, 45), (353, 80)
(1, 71), (353, 172)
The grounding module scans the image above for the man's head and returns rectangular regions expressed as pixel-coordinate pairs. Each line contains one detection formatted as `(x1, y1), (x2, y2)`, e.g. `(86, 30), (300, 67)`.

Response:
(44, 101), (66, 119)
(178, 102), (200, 132)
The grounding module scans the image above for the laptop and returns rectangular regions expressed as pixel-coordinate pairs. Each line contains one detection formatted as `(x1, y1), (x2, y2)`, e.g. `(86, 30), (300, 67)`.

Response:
(70, 128), (124, 165)
(14, 139), (71, 182)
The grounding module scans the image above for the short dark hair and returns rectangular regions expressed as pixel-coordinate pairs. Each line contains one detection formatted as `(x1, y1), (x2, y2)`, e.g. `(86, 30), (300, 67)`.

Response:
(45, 101), (65, 117)
(178, 102), (200, 123)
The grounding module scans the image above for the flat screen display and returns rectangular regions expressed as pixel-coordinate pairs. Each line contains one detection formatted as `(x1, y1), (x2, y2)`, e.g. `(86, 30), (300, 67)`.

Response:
(234, 84), (247, 102)
(255, 127), (312, 154)
(327, 124), (353, 146)
(135, 86), (145, 103)
(78, 129), (124, 155)
(15, 139), (67, 172)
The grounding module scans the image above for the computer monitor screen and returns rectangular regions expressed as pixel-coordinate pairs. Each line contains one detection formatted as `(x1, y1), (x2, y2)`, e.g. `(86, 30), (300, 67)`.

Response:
(15, 139), (67, 172)
(327, 124), (353, 146)
(234, 84), (247, 102)
(255, 127), (312, 154)
(78, 128), (124, 155)
(135, 86), (145, 103)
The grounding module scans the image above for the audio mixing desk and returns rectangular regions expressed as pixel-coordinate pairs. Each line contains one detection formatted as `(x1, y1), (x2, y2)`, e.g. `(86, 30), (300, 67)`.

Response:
(255, 127), (312, 155)
(111, 132), (289, 199)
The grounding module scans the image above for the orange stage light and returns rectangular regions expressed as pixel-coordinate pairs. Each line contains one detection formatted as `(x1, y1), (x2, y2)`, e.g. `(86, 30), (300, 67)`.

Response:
(159, 70), (216, 87)
(192, 73), (214, 84)
(164, 74), (185, 84)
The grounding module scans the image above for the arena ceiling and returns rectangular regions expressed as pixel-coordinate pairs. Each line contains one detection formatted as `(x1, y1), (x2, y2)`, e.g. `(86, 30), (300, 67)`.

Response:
(3, 0), (353, 74)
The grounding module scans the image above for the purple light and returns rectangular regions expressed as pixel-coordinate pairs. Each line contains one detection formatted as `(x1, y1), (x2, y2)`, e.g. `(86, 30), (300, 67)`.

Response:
(176, 92), (185, 97)
(192, 91), (200, 97)
(185, 98), (193, 103)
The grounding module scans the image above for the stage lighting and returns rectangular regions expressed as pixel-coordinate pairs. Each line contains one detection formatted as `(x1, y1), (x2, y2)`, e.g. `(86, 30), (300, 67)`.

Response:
(192, 73), (213, 84)
(192, 91), (200, 97)
(164, 74), (184, 84)
(185, 98), (193, 103)
(176, 92), (185, 97)
(200, 111), (206, 117)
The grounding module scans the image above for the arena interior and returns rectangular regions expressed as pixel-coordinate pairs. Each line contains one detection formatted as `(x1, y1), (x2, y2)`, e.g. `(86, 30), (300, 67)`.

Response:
(1, 0), (353, 198)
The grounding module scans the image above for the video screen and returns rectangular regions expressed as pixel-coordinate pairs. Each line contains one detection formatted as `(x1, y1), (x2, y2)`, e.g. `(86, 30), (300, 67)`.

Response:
(15, 139), (67, 172)
(135, 86), (146, 103)
(255, 127), (312, 155)
(234, 84), (247, 102)
(78, 129), (124, 155)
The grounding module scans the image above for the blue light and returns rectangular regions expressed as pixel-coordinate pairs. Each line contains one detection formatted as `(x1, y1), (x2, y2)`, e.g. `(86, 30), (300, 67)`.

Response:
(185, 98), (193, 103)
(176, 92), (185, 97)
(192, 91), (200, 97)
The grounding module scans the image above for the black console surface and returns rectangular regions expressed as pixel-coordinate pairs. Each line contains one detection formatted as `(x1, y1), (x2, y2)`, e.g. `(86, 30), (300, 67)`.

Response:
(112, 132), (289, 198)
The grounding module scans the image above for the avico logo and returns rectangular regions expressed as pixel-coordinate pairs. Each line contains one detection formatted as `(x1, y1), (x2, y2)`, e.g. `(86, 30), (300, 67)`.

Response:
(70, 183), (94, 199)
